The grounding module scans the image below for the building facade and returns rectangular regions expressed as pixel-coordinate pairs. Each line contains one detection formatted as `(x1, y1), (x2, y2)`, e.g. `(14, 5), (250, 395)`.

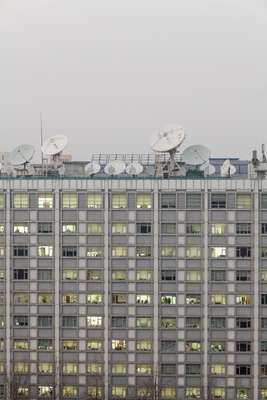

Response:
(0, 173), (267, 400)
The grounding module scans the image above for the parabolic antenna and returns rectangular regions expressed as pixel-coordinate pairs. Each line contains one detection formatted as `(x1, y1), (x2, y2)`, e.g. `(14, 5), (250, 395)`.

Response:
(182, 144), (210, 166)
(221, 159), (236, 177)
(10, 144), (35, 166)
(41, 135), (68, 156)
(199, 162), (216, 176)
(104, 160), (125, 175)
(85, 162), (101, 176)
(150, 125), (185, 153)
(126, 162), (143, 175)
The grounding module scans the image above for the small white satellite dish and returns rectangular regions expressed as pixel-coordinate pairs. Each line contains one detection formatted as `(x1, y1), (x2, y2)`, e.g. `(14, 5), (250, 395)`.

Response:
(58, 165), (65, 176)
(41, 135), (68, 156)
(104, 160), (125, 175)
(126, 162), (143, 175)
(10, 144), (35, 166)
(200, 162), (216, 176)
(150, 125), (185, 153)
(182, 144), (210, 166)
(85, 162), (101, 176)
(221, 159), (236, 177)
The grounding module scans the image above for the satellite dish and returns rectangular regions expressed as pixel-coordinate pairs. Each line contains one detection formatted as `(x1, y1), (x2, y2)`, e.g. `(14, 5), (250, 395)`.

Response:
(41, 135), (68, 156)
(58, 165), (65, 176)
(221, 159), (236, 177)
(200, 162), (216, 176)
(151, 125), (185, 153)
(85, 162), (101, 176)
(126, 162), (143, 175)
(10, 144), (35, 166)
(104, 160), (125, 175)
(26, 165), (35, 176)
(182, 145), (210, 166)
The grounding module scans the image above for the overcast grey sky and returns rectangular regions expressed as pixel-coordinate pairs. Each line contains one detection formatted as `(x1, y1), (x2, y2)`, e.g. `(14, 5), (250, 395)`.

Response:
(1, 0), (267, 160)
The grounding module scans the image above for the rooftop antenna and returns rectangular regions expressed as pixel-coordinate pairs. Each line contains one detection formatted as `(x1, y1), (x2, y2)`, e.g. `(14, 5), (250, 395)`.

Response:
(41, 135), (68, 168)
(182, 144), (210, 166)
(40, 113), (44, 171)
(262, 144), (266, 162)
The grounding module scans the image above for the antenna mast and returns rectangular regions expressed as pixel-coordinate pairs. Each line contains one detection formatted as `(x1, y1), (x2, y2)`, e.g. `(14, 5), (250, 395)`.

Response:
(40, 112), (44, 172)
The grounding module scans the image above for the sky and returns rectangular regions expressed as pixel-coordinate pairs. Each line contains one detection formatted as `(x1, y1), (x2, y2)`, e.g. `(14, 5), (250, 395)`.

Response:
(0, 0), (267, 161)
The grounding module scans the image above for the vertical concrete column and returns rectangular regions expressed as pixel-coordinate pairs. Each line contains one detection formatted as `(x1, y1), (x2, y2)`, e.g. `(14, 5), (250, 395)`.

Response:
(104, 186), (109, 399)
(54, 189), (60, 400)
(153, 186), (159, 381)
(5, 190), (11, 400)
(203, 186), (209, 399)
(253, 185), (259, 400)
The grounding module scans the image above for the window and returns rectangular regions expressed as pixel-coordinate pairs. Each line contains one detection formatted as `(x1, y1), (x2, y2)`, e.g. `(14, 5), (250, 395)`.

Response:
(0, 194), (4, 208)
(38, 293), (53, 304)
(87, 340), (102, 351)
(13, 224), (28, 234)
(136, 340), (152, 352)
(0, 225), (4, 234)
(236, 246), (251, 258)
(262, 318), (267, 329)
(14, 362), (28, 373)
(38, 316), (52, 328)
(186, 317), (200, 329)
(161, 270), (176, 281)
(87, 316), (102, 328)
(211, 223), (226, 235)
(186, 193), (201, 209)
(63, 362), (77, 374)
(62, 193), (77, 208)
(236, 223), (251, 234)
(111, 317), (126, 328)
(112, 246), (127, 257)
(87, 247), (102, 257)
(136, 317), (152, 328)
(161, 318), (176, 329)
(210, 342), (225, 352)
(62, 246), (77, 257)
(63, 269), (77, 281)
(236, 365), (251, 375)
(262, 294), (267, 305)
(13, 193), (28, 208)
(38, 222), (52, 233)
(236, 342), (251, 352)
(236, 389), (249, 400)
(88, 223), (102, 234)
(38, 339), (53, 350)
(62, 316), (77, 328)
(161, 388), (176, 399)
(211, 388), (225, 400)
(112, 270), (126, 281)
(87, 362), (103, 375)
(186, 294), (201, 305)
(112, 363), (126, 374)
(38, 193), (53, 208)
(236, 270), (251, 281)
(210, 270), (225, 281)
(112, 293), (127, 304)
(14, 316), (28, 327)
(185, 342), (201, 352)
(62, 224), (76, 233)
(211, 193), (226, 208)
(161, 364), (176, 375)
(112, 223), (127, 234)
(236, 295), (251, 305)
(186, 247), (201, 258)
(38, 269), (53, 281)
(111, 386), (126, 398)
(262, 223), (267, 234)
(186, 223), (201, 235)
(237, 318), (251, 329)
(262, 342), (267, 352)
(87, 270), (103, 281)
(136, 246), (151, 257)
(38, 245), (53, 257)
(16, 386), (29, 397)
(186, 364), (201, 375)
(136, 194), (152, 209)
(13, 269), (28, 280)
(136, 223), (151, 234)
(262, 248), (267, 258)
(261, 389), (267, 400)
(14, 293), (29, 304)
(263, 366), (267, 377)
(236, 194), (251, 209)
(136, 294), (151, 304)
(161, 340), (176, 352)
(161, 246), (176, 257)
(162, 223), (176, 234)
(136, 388), (152, 398)
(62, 386), (78, 397)
(262, 194), (267, 208)
(63, 293), (78, 304)
(186, 270), (201, 281)
(38, 386), (53, 397)
(161, 294), (176, 305)
(136, 364), (152, 375)
(211, 364), (225, 375)
(112, 339), (126, 351)
(39, 362), (53, 374)
(112, 194), (127, 209)
(211, 294), (226, 305)
(14, 340), (28, 350)
(88, 193), (103, 208)
(0, 270), (4, 280)
(185, 388), (201, 399)
(211, 247), (226, 258)
(13, 246), (28, 257)
(161, 194), (176, 208)
(0, 248), (4, 257)
(87, 293), (102, 304)
(210, 317), (225, 329)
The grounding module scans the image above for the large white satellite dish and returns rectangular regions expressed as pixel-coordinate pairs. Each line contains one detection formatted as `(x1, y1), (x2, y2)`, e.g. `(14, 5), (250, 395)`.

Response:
(182, 144), (210, 166)
(126, 162), (143, 175)
(221, 159), (236, 177)
(150, 125), (185, 153)
(104, 160), (125, 175)
(41, 135), (68, 156)
(10, 144), (35, 166)
(85, 162), (101, 176)
(200, 162), (216, 176)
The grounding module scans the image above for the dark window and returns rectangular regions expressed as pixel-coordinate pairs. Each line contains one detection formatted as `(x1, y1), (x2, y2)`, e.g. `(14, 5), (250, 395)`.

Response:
(236, 365), (251, 376)
(236, 270), (251, 281)
(261, 365), (267, 376)
(262, 248), (267, 258)
(136, 223), (152, 234)
(210, 270), (225, 281)
(186, 223), (201, 235)
(210, 318), (226, 329)
(161, 270), (176, 281)
(13, 246), (28, 257)
(38, 316), (52, 328)
(161, 223), (176, 234)
(62, 246), (77, 257)
(236, 342), (251, 352)
(13, 269), (28, 280)
(38, 269), (53, 281)
(62, 316), (77, 328)
(236, 318), (251, 329)
(186, 194), (201, 209)
(261, 342), (267, 352)
(161, 364), (176, 375)
(0, 385), (4, 397)
(186, 317), (201, 329)
(236, 223), (251, 234)
(111, 317), (127, 328)
(261, 294), (267, 305)
(261, 194), (267, 209)
(185, 364), (201, 375)
(236, 247), (251, 258)
(38, 339), (53, 350)
(262, 224), (267, 234)
(160, 340), (176, 352)
(38, 223), (52, 233)
(14, 316), (28, 327)
(161, 194), (176, 209)
(211, 193), (226, 208)
(262, 318), (267, 329)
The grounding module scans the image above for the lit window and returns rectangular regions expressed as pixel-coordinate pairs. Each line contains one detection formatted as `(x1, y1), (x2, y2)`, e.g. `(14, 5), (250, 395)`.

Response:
(0, 247), (4, 257)
(136, 364), (152, 375)
(112, 246), (127, 257)
(136, 340), (152, 352)
(0, 194), (4, 208)
(88, 386), (102, 398)
(112, 339), (127, 351)
(112, 293), (127, 304)
(62, 193), (77, 208)
(185, 342), (201, 352)
(186, 247), (201, 258)
(62, 386), (78, 397)
(210, 342), (225, 352)
(87, 293), (102, 304)
(0, 270), (4, 280)
(38, 246), (53, 257)
(87, 316), (102, 328)
(211, 364), (225, 375)
(87, 193), (102, 209)
(0, 363), (4, 373)
(112, 363), (127, 374)
(160, 294), (176, 305)
(112, 223), (127, 234)
(62, 293), (78, 304)
(211, 223), (226, 235)
(136, 294), (151, 304)
(136, 388), (153, 398)
(87, 270), (103, 281)
(63, 340), (78, 351)
(186, 294), (201, 305)
(211, 247), (226, 258)
(63, 363), (77, 374)
(211, 294), (226, 305)
(161, 387), (176, 399)
(13, 193), (28, 208)
(112, 194), (127, 209)
(236, 389), (249, 400)
(38, 386), (53, 397)
(236, 194), (251, 209)
(136, 194), (152, 209)
(17, 387), (29, 397)
(88, 223), (102, 234)
(38, 362), (53, 374)
(87, 340), (102, 351)
(38, 294), (53, 304)
(161, 318), (176, 329)
(13, 224), (28, 234)
(136, 246), (151, 257)
(112, 386), (126, 398)
(261, 389), (267, 400)
(186, 271), (201, 281)
(38, 193), (53, 208)
(14, 293), (28, 304)
(87, 247), (102, 257)
(87, 362), (102, 375)
(161, 246), (176, 257)
(0, 339), (4, 351)
(0, 224), (4, 233)
(112, 270), (126, 281)
(62, 224), (76, 233)
(14, 362), (28, 373)
(63, 269), (77, 280)
(211, 388), (225, 399)
(236, 295), (251, 305)
(136, 317), (152, 328)
(186, 387), (201, 399)
(136, 269), (152, 281)
(262, 271), (267, 282)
